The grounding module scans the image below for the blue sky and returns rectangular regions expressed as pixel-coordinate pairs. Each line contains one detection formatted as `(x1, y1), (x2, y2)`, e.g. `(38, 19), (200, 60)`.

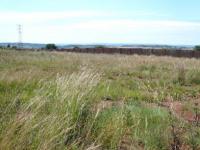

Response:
(0, 0), (200, 45)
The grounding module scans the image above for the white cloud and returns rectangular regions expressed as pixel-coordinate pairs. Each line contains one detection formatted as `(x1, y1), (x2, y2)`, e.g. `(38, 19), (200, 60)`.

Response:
(0, 11), (109, 24)
(20, 19), (200, 44)
(0, 10), (168, 24)
(68, 20), (200, 30)
(0, 11), (200, 44)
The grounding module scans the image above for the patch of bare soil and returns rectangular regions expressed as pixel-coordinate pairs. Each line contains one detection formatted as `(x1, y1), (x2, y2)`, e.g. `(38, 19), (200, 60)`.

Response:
(160, 99), (200, 124)
(92, 98), (199, 150)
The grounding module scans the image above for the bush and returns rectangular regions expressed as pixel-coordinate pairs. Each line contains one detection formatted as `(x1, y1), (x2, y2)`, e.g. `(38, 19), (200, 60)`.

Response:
(45, 44), (57, 50)
(73, 46), (80, 49)
(95, 45), (105, 49)
(194, 45), (200, 51)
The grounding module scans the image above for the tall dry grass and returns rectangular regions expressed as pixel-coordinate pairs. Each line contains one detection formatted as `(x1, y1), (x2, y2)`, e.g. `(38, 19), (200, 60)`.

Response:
(0, 50), (200, 149)
(0, 69), (100, 150)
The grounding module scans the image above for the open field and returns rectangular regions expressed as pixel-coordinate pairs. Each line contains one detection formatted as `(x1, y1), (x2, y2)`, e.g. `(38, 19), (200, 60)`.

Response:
(0, 49), (200, 150)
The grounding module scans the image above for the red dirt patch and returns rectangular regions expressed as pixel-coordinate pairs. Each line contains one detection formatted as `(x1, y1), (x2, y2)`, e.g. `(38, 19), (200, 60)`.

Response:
(160, 99), (200, 123)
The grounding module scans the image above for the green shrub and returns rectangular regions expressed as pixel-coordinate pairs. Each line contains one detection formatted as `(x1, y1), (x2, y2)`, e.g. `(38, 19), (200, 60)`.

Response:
(95, 45), (105, 49)
(194, 45), (200, 51)
(45, 44), (57, 50)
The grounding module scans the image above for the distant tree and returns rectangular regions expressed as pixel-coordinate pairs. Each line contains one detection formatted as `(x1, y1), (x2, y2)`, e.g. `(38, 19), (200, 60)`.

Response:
(73, 46), (80, 49)
(45, 44), (57, 50)
(95, 45), (105, 49)
(7, 44), (11, 48)
(194, 45), (200, 51)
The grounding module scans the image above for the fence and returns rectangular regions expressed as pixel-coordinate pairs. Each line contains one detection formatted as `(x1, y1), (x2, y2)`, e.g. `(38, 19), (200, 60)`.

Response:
(58, 48), (200, 58)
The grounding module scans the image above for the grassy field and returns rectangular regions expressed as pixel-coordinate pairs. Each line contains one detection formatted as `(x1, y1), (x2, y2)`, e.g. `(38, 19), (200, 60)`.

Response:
(0, 49), (200, 150)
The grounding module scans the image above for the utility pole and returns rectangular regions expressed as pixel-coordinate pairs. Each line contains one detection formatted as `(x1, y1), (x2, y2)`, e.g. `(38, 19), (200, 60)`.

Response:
(17, 24), (23, 49)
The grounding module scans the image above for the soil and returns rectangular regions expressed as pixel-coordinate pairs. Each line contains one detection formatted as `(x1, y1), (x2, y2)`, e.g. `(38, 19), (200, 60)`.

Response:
(94, 97), (200, 124)
(160, 99), (200, 123)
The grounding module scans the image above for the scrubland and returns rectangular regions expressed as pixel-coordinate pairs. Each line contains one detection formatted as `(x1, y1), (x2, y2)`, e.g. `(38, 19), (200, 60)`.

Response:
(0, 49), (199, 150)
